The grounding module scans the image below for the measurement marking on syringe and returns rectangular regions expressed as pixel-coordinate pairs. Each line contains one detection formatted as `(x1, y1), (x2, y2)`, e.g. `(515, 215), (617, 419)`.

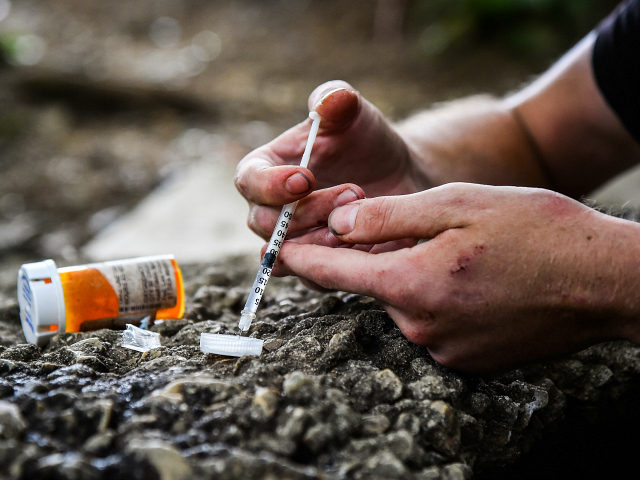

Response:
(238, 111), (321, 333)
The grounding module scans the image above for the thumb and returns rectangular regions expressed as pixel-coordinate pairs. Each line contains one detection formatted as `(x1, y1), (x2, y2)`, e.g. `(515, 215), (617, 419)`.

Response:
(328, 184), (478, 244)
(308, 80), (360, 131)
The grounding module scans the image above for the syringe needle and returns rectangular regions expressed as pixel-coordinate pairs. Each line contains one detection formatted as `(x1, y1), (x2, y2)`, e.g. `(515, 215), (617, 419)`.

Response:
(238, 111), (321, 334)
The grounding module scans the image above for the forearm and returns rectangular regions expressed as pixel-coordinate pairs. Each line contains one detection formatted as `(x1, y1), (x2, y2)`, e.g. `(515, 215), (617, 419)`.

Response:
(395, 33), (640, 199)
(586, 211), (640, 343)
(394, 95), (551, 190)
(508, 33), (640, 198)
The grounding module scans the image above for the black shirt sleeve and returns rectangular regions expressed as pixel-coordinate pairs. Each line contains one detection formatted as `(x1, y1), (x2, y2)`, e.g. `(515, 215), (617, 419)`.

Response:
(592, 0), (640, 143)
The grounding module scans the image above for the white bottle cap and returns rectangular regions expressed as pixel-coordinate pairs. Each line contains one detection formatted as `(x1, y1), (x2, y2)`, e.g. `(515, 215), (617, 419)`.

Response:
(17, 260), (66, 345)
(200, 333), (263, 357)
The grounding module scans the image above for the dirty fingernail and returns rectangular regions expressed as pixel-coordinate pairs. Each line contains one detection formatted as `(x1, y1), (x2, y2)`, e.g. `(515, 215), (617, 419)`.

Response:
(285, 172), (311, 195)
(329, 204), (359, 235)
(334, 188), (361, 206)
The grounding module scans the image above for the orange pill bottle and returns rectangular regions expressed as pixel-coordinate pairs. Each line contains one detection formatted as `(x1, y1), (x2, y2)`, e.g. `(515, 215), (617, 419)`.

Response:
(17, 255), (184, 345)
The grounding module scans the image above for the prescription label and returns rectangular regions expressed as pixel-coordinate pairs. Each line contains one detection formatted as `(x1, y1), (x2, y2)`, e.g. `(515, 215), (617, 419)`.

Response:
(98, 256), (178, 314)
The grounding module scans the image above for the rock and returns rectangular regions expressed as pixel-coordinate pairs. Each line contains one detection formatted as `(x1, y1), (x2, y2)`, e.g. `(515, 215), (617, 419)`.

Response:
(321, 329), (358, 366)
(126, 438), (192, 480)
(33, 452), (98, 480)
(151, 375), (241, 404)
(420, 463), (473, 480)
(408, 375), (461, 402)
(276, 406), (309, 441)
(0, 343), (40, 362)
(282, 371), (319, 403)
(371, 368), (404, 403)
(0, 401), (26, 439)
(360, 450), (407, 479)
(361, 414), (391, 436)
(84, 430), (116, 455)
(250, 386), (279, 422)
(420, 400), (461, 457)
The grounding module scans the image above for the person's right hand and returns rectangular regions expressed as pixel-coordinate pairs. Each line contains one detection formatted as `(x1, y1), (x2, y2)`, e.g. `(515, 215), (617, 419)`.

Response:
(234, 80), (428, 248)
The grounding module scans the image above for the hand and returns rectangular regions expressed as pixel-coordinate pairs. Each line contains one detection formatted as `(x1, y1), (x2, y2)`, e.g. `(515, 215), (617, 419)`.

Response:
(275, 183), (640, 372)
(235, 80), (426, 247)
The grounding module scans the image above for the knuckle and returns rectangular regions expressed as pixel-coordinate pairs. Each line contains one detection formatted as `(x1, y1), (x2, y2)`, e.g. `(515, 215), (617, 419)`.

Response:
(364, 197), (397, 237)
(530, 188), (577, 214)
(234, 175), (247, 197)
(439, 182), (475, 208)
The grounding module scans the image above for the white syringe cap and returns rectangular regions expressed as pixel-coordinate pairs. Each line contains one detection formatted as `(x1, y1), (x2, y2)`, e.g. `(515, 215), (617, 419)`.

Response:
(200, 333), (263, 357)
(17, 259), (66, 346)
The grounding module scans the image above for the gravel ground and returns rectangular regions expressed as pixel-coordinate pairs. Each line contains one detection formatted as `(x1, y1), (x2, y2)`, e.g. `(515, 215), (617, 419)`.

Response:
(2, 257), (640, 480)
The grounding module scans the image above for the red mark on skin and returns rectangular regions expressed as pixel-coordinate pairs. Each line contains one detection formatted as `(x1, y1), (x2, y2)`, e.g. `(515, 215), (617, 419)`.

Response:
(450, 245), (485, 275)
(451, 257), (470, 274)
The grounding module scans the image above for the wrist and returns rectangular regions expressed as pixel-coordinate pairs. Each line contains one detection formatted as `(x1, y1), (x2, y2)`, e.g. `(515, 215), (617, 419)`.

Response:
(582, 210), (640, 343)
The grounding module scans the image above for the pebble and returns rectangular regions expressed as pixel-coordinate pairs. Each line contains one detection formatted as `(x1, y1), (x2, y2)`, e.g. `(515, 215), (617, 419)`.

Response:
(0, 401), (26, 439)
(251, 386), (279, 421)
(126, 438), (193, 480)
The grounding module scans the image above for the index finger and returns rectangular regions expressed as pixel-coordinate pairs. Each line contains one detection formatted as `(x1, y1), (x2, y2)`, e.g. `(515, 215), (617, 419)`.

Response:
(277, 241), (419, 305)
(235, 116), (323, 206)
(235, 159), (315, 206)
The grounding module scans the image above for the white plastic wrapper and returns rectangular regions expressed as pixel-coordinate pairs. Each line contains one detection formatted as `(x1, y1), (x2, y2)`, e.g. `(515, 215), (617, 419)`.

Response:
(121, 323), (161, 352)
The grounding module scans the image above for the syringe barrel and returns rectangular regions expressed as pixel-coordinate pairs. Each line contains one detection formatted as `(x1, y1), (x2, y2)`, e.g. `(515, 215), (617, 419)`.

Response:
(242, 201), (298, 317)
(237, 112), (320, 333)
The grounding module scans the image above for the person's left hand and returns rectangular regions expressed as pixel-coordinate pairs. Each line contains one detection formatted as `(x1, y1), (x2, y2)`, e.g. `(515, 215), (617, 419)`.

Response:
(274, 183), (639, 372)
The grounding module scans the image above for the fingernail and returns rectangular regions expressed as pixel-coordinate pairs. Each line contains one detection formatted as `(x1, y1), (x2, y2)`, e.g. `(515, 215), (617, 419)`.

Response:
(285, 172), (311, 195)
(334, 188), (361, 206)
(319, 87), (347, 105)
(329, 204), (359, 235)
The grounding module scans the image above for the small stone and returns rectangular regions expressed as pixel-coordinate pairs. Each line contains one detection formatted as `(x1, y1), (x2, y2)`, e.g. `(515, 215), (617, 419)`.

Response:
(34, 452), (97, 480)
(372, 369), (403, 403)
(362, 450), (407, 478)
(420, 400), (461, 457)
(386, 429), (414, 461)
(83, 430), (116, 455)
(408, 375), (458, 402)
(282, 371), (319, 403)
(303, 422), (334, 453)
(152, 375), (241, 403)
(0, 401), (26, 439)
(322, 330), (358, 364)
(361, 414), (390, 435)
(126, 438), (192, 480)
(85, 399), (114, 432)
(250, 386), (279, 421)
(395, 412), (421, 436)
(262, 338), (284, 352)
(0, 359), (17, 374)
(441, 462), (473, 480)
(419, 466), (443, 480)
(276, 406), (309, 440)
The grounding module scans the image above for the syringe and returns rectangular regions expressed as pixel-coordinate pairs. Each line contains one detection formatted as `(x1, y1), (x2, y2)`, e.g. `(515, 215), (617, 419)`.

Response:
(238, 111), (321, 333)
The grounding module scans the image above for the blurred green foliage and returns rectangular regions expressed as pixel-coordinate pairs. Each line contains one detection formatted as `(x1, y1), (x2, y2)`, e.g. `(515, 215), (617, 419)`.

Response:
(407, 0), (620, 61)
(0, 32), (19, 66)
